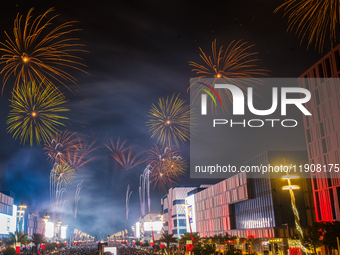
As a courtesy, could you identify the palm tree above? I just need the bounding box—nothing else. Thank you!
[32,233,46,254]
[179,232,200,244]
[159,233,177,255]
[4,231,29,247]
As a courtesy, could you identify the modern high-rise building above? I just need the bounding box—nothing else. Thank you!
[299,44,340,221]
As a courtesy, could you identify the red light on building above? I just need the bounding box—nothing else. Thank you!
[16,246,20,254]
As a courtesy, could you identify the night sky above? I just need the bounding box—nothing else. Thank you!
[0,0,329,238]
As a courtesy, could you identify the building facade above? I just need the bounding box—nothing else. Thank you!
[24,213,44,238]
[299,44,340,221]
[193,151,314,239]
[0,191,17,238]
[161,185,209,237]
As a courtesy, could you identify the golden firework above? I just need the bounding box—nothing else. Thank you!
[189,39,268,112]
[105,137,145,171]
[7,81,69,146]
[147,94,193,147]
[0,8,87,94]
[51,162,76,187]
[274,0,339,52]
[147,145,186,192]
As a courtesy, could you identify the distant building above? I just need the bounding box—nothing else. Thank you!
[24,213,44,238]
[161,185,209,238]
[0,191,17,238]
[136,213,163,243]
[299,45,340,221]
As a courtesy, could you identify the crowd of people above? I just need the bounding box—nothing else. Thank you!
[1,244,154,255]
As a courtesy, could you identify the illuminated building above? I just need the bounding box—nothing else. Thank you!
[161,185,209,237]
[194,151,314,240]
[136,213,163,242]
[0,191,17,238]
[24,213,44,238]
[299,45,340,221]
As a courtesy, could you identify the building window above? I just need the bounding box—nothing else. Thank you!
[173,219,186,227]
[313,175,318,190]
[322,138,327,153]
[306,129,311,143]
[304,75,309,89]
[315,191,322,221]
[320,122,325,137]
[179,229,186,235]
[164,222,168,226]
[318,63,324,83]
[163,209,168,213]
[173,199,185,205]
[335,51,340,72]
[325,58,332,77]
[315,89,321,105]
[172,229,177,234]
[330,189,337,219]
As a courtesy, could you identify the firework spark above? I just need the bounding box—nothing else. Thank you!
[126,185,133,220]
[189,39,268,112]
[67,138,97,170]
[147,145,186,192]
[44,131,78,164]
[50,163,75,219]
[139,166,151,216]
[147,94,193,147]
[74,180,83,219]
[0,8,87,94]
[7,81,69,146]
[274,0,339,52]
[106,137,145,170]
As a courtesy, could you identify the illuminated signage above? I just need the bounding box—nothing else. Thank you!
[143,221,162,232]
[45,222,54,238]
[61,226,67,239]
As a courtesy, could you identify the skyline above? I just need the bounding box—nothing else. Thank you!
[0,0,331,237]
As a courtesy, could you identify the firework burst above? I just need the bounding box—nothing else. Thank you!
[139,165,151,216]
[7,81,69,146]
[67,138,97,170]
[126,185,133,220]
[50,163,75,219]
[105,137,145,170]
[0,8,87,94]
[74,180,83,219]
[147,94,193,147]
[274,0,339,52]
[147,145,186,192]
[51,163,76,187]
[189,39,268,112]
[44,131,78,164]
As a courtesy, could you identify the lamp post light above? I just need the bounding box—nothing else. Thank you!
[42,213,50,235]
[56,220,62,242]
[282,175,306,254]
[17,201,27,231]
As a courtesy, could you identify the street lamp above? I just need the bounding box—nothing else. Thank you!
[282,175,306,254]
[56,220,62,242]
[42,213,50,235]
[17,201,27,231]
